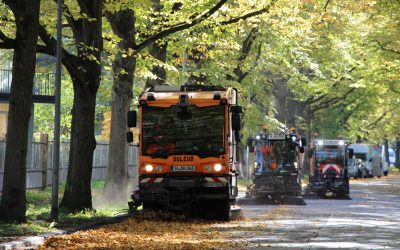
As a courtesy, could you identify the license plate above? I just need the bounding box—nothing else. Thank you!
[172,165,196,172]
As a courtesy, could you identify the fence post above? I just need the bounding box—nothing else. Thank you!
[40,133,49,190]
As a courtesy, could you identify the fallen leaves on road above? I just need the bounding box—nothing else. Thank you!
[38,211,249,250]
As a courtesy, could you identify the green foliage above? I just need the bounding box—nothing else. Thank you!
[34,77,73,141]
[0,181,126,241]
[2,0,400,150]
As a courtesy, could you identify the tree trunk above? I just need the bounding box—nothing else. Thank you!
[145,0,167,89]
[0,0,40,222]
[302,105,313,177]
[60,1,102,211]
[60,84,98,211]
[286,95,297,128]
[103,9,136,202]
[272,77,288,125]
[103,54,136,202]
[384,138,390,165]
[145,41,167,88]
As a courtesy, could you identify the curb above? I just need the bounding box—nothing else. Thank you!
[0,213,132,250]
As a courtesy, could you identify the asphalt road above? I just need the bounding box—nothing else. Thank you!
[235,175,400,249]
[33,174,400,250]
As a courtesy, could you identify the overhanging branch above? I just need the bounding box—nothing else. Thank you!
[220,0,278,25]
[134,0,228,51]
[0,29,15,49]
[374,39,400,55]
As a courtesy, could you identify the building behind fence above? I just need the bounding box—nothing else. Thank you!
[0,141,138,191]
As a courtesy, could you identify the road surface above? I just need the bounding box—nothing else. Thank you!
[38,174,400,249]
[236,175,400,249]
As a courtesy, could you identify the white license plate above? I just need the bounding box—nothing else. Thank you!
[172,165,196,172]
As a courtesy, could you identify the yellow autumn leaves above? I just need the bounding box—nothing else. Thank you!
[38,211,247,250]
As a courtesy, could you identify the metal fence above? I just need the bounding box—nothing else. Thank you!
[0,69,55,96]
[0,141,138,191]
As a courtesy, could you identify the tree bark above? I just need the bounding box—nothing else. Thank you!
[103,9,136,202]
[145,41,167,88]
[144,0,167,89]
[272,77,288,124]
[60,88,97,211]
[384,138,390,165]
[0,0,40,222]
[59,1,103,211]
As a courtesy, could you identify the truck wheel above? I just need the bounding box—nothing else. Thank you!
[216,198,231,221]
[384,171,388,176]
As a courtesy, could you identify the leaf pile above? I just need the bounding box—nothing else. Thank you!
[38,211,246,250]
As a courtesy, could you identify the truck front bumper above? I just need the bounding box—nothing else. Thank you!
[311,178,347,193]
[138,175,236,207]
[250,172,300,196]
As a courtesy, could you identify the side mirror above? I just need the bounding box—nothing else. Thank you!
[127,110,137,128]
[127,131,134,143]
[307,149,314,159]
[299,147,305,153]
[301,137,307,147]
[348,148,354,159]
[232,113,241,131]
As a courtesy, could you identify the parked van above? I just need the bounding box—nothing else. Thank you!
[349,144,373,178]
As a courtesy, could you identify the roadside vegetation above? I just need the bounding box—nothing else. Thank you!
[0,181,127,243]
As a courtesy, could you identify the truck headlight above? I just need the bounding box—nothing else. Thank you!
[144,164,153,172]
[214,163,222,171]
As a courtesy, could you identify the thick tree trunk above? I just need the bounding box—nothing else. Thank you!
[60,1,102,211]
[60,88,97,211]
[286,95,297,128]
[103,9,136,202]
[0,0,40,222]
[145,41,167,88]
[272,77,288,125]
[384,138,390,165]
[103,54,136,202]
[145,0,167,89]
